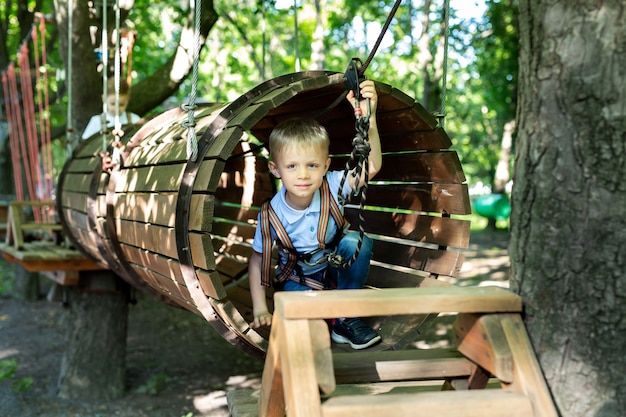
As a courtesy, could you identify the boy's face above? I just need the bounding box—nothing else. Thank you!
[106,94,129,115]
[268,143,331,210]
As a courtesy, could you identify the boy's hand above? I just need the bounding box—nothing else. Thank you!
[252,309,272,328]
[347,80,378,117]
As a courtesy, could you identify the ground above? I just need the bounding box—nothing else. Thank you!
[0,229,509,417]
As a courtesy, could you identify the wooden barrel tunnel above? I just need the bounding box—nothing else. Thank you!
[57,71,472,359]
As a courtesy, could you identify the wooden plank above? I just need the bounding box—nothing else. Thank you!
[0,249,102,272]
[275,287,523,320]
[122,140,188,166]
[202,126,247,160]
[321,390,534,417]
[259,313,286,417]
[333,348,473,384]
[369,240,466,278]
[499,313,559,417]
[365,265,449,289]
[344,209,471,249]
[365,183,471,216]
[114,192,214,231]
[454,313,514,383]
[310,319,335,395]
[227,388,260,417]
[61,172,94,193]
[330,151,466,184]
[196,268,228,300]
[116,219,178,258]
[40,270,79,286]
[194,159,225,192]
[60,191,89,213]
[279,318,323,417]
[115,163,186,193]
[130,263,191,302]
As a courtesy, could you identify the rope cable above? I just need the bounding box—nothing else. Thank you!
[101,0,109,153]
[66,0,76,156]
[436,0,450,127]
[111,0,123,166]
[18,46,40,212]
[38,18,54,202]
[182,0,201,162]
[3,66,25,201]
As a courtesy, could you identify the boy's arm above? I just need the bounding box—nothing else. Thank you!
[347,80,382,189]
[249,251,273,328]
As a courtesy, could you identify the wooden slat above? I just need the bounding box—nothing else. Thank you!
[454,313,514,383]
[344,208,470,249]
[321,390,534,417]
[332,348,473,384]
[331,151,466,183]
[499,313,559,417]
[365,183,471,215]
[275,287,522,320]
[369,239,466,278]
[114,164,186,193]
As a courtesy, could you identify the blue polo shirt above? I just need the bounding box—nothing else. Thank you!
[252,170,351,275]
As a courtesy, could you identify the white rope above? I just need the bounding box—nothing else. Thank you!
[101,0,109,153]
[437,0,450,128]
[112,0,123,166]
[66,0,74,156]
[183,0,201,162]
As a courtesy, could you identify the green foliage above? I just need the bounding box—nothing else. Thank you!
[0,259,14,297]
[2,0,520,192]
[137,372,169,395]
[0,358,34,394]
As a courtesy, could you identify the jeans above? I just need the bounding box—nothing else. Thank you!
[282,232,373,292]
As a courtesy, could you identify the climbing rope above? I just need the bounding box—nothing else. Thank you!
[182,0,202,162]
[111,0,124,166]
[434,0,450,127]
[321,0,403,269]
[66,0,77,156]
[100,0,109,154]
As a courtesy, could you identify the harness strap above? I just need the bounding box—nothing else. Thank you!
[259,177,346,288]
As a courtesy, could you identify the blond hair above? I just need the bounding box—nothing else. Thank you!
[269,118,330,158]
[106,78,131,97]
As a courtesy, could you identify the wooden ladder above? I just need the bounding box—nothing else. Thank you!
[228,286,558,417]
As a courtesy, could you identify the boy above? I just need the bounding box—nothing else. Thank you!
[249,80,383,350]
[82,78,140,140]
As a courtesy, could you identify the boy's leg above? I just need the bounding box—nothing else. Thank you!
[333,232,373,289]
[329,232,381,349]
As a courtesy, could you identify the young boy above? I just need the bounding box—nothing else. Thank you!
[249,80,383,350]
[81,78,140,140]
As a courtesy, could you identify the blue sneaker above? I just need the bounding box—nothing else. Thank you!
[331,318,382,350]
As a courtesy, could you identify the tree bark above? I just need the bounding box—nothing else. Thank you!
[57,271,129,401]
[12,264,39,301]
[512,1,626,416]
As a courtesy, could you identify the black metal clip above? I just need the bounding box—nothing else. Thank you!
[343,58,367,100]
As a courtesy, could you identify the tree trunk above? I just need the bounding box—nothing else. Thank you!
[512,1,626,416]
[12,264,39,301]
[57,271,129,401]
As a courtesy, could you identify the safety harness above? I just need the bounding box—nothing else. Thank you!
[259,177,347,290]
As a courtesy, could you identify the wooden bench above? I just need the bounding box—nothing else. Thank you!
[227,286,558,417]
[0,200,102,285]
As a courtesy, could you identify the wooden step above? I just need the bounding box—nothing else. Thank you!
[321,389,534,417]
[275,286,522,320]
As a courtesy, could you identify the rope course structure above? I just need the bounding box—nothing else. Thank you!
[0,12,101,281]
[1,15,55,220]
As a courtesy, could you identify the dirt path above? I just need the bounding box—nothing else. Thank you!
[0,229,509,417]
